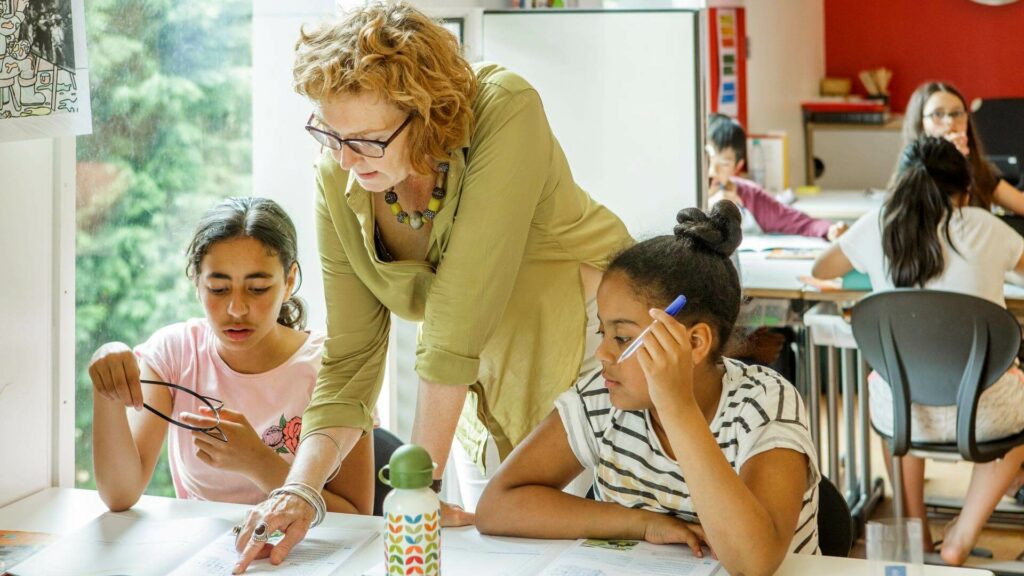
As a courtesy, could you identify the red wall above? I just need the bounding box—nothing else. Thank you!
[825,0,1024,112]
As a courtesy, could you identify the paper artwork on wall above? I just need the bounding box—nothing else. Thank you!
[714,9,739,118]
[0,0,91,143]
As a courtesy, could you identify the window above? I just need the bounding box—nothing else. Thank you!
[74,0,253,495]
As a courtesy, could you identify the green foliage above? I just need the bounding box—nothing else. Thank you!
[75,0,252,496]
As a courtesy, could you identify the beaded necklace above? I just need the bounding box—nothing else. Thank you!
[383,162,450,230]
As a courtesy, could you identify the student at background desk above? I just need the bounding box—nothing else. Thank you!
[812,136,1024,566]
[708,113,848,241]
[904,82,1024,217]
[708,113,848,381]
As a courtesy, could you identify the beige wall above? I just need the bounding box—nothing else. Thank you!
[744,0,825,187]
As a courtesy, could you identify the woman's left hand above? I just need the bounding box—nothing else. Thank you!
[182,408,279,476]
[636,308,697,412]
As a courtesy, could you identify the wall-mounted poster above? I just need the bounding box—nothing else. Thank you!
[0,0,91,142]
[707,7,746,129]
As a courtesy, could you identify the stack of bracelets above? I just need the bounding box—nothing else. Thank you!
[270,482,327,528]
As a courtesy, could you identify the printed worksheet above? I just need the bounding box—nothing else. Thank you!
[8,514,232,576]
[168,527,376,576]
[538,539,723,576]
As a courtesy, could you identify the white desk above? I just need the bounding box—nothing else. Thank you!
[739,238,1024,314]
[790,189,886,221]
[0,488,994,576]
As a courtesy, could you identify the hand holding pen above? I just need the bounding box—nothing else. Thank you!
[617,295,688,364]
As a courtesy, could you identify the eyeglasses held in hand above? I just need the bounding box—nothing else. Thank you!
[304,113,413,159]
[141,380,228,443]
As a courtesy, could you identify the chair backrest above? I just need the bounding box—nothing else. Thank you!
[373,427,406,516]
[816,477,853,557]
[850,289,1021,459]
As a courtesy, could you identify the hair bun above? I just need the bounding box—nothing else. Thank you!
[673,201,742,257]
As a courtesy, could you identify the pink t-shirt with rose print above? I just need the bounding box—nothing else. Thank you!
[134,318,325,504]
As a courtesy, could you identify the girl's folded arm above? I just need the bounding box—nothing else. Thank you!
[476,411,656,542]
[94,362,172,511]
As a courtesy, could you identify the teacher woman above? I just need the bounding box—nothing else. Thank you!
[233,3,631,572]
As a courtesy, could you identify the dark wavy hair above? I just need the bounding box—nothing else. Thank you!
[607,201,743,359]
[883,136,971,288]
[903,82,999,209]
[186,197,306,330]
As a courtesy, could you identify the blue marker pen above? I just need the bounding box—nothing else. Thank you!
[616,295,688,364]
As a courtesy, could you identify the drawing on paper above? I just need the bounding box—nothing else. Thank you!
[0,0,90,139]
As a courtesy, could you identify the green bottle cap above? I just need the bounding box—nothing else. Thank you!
[378,444,436,489]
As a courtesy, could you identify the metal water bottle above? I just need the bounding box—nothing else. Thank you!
[379,444,440,576]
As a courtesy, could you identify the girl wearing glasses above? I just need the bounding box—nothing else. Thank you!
[904,82,1024,216]
[232,3,632,572]
[89,197,374,515]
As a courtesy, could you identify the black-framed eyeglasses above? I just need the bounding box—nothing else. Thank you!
[305,113,413,159]
[141,380,228,443]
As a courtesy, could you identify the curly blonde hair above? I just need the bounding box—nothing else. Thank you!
[294,2,477,175]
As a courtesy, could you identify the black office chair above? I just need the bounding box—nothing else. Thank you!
[817,477,854,557]
[373,427,405,516]
[973,98,1024,189]
[850,289,1024,519]
[989,155,1023,190]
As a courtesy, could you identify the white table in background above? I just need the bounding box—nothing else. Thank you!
[789,189,886,221]
[0,488,995,576]
[739,236,1024,536]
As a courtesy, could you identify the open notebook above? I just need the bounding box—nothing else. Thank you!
[8,513,375,576]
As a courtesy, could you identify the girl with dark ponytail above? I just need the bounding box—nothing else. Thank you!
[813,136,1024,565]
[88,197,374,515]
[477,202,822,576]
[902,81,1024,215]
[882,134,972,288]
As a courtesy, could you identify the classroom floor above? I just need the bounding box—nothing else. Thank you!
[816,397,1024,561]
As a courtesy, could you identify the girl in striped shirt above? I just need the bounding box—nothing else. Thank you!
[477,202,820,576]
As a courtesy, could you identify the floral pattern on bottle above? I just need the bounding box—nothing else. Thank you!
[385,511,439,575]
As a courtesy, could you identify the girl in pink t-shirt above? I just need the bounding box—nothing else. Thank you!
[88,197,373,514]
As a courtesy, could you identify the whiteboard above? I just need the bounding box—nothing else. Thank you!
[482,10,704,240]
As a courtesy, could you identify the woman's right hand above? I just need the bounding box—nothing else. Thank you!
[233,492,316,574]
[641,511,708,557]
[88,342,143,410]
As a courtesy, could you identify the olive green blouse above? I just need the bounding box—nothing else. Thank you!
[302,63,633,461]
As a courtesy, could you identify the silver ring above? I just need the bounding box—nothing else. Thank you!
[251,522,269,543]
[231,524,242,536]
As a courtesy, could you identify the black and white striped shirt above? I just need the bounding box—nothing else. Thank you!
[555,358,821,555]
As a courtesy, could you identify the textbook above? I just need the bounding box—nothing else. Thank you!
[8,514,375,576]
[0,531,57,575]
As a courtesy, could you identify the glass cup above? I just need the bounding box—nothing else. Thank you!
[866,517,925,576]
